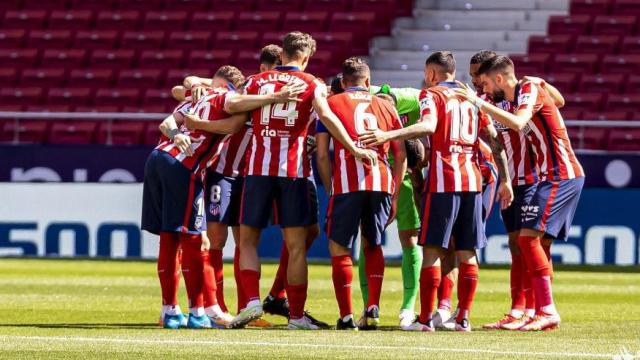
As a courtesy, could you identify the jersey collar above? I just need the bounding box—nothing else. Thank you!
[437,81,459,88]
[345,86,368,92]
[226,82,236,91]
[275,65,301,71]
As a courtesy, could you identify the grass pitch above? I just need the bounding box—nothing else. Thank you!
[0,258,638,359]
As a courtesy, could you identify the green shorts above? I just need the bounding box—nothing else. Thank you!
[396,173,420,231]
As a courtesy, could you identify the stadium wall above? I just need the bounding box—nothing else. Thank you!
[1,145,639,266]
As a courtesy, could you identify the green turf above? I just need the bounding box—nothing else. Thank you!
[0,259,639,359]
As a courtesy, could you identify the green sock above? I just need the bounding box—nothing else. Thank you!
[358,245,369,308]
[400,246,423,312]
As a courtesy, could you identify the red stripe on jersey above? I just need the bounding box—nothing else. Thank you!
[208,126,252,177]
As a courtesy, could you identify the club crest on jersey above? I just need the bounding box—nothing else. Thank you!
[209,204,220,216]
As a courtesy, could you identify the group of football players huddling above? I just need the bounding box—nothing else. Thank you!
[141,31,584,332]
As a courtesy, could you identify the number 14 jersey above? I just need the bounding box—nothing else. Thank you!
[419,83,491,193]
[243,66,326,178]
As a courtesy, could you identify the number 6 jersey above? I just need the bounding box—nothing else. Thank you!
[419,82,491,193]
[243,66,326,178]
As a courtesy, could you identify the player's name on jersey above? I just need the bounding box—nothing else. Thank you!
[256,73,309,87]
[348,92,372,100]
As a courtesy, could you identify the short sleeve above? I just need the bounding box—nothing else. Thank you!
[243,75,259,95]
[478,110,492,130]
[311,78,327,101]
[515,82,543,113]
[419,90,438,120]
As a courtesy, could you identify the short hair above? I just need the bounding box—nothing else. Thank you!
[259,44,282,66]
[477,55,514,76]
[282,31,316,58]
[470,50,497,65]
[330,73,344,94]
[341,57,370,85]
[425,51,456,74]
[215,65,245,88]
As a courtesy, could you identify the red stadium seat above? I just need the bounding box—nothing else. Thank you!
[96,11,141,31]
[567,127,608,150]
[187,50,236,70]
[564,93,605,112]
[0,87,43,106]
[552,54,600,74]
[591,16,636,36]
[69,0,115,11]
[236,50,261,74]
[305,50,335,78]
[582,110,630,120]
[600,55,640,74]
[167,31,211,50]
[1,120,49,144]
[620,36,640,54]
[143,11,188,31]
[89,49,136,69]
[605,94,640,111]
[115,0,164,11]
[165,0,210,11]
[547,15,591,36]
[237,12,282,32]
[611,0,640,16]
[351,0,395,35]
[579,74,624,93]
[27,30,73,49]
[214,32,259,52]
[211,0,255,12]
[283,12,329,33]
[4,10,47,29]
[121,31,166,50]
[126,104,168,113]
[97,121,146,145]
[0,69,18,86]
[0,0,23,11]
[0,29,26,48]
[69,69,115,87]
[261,32,286,47]
[511,54,551,75]
[164,69,212,87]
[143,122,163,145]
[256,0,302,11]
[543,73,579,93]
[40,49,86,68]
[630,112,640,120]
[117,69,163,88]
[22,0,68,10]
[304,0,348,12]
[528,35,573,54]
[329,12,375,49]
[25,105,72,112]
[95,88,142,106]
[569,0,611,16]
[574,35,620,54]
[73,30,119,50]
[20,68,67,87]
[139,50,183,69]
[607,129,640,151]
[560,108,583,120]
[142,89,174,108]
[624,75,640,93]
[49,121,98,145]
[0,49,39,68]
[311,32,355,59]
[48,10,94,30]
[47,88,93,106]
[189,12,235,31]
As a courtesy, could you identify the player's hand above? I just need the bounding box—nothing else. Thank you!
[192,85,207,103]
[453,81,479,105]
[173,133,194,156]
[496,180,514,210]
[273,82,307,103]
[386,193,398,227]
[358,129,390,147]
[522,76,546,87]
[184,113,203,130]
[352,147,378,166]
[200,233,211,252]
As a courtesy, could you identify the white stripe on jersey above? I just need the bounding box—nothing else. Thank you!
[451,153,462,192]
[465,152,477,192]
[518,132,527,186]
[213,135,230,172]
[339,149,348,194]
[248,135,257,175]
[556,138,576,179]
[529,122,548,176]
[372,159,381,191]
[386,161,393,193]
[356,159,366,191]
[436,151,445,193]
[296,137,304,178]
[231,130,252,177]
[278,137,289,177]
[502,134,517,185]
[162,143,175,153]
[262,137,271,175]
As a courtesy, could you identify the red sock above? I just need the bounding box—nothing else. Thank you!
[364,245,384,309]
[202,250,217,308]
[179,233,205,309]
[210,249,227,312]
[510,252,526,311]
[331,255,353,318]
[286,283,308,320]
[437,274,454,310]
[542,241,554,282]
[456,262,479,322]
[518,236,554,312]
[269,245,288,299]
[240,269,260,304]
[234,247,246,313]
[419,266,441,324]
[158,232,180,306]
[523,266,535,310]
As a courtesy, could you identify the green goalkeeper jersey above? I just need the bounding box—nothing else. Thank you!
[370,85,421,127]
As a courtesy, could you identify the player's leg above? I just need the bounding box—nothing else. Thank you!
[434,243,457,329]
[357,243,368,311]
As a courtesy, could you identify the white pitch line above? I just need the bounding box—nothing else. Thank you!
[0,335,616,359]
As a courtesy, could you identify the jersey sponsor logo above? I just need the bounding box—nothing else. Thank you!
[521,205,540,222]
[260,127,278,137]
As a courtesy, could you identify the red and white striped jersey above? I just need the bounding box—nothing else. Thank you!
[207,125,253,177]
[328,88,403,195]
[482,93,538,186]
[420,83,491,193]
[478,138,497,185]
[243,66,326,178]
[514,82,584,181]
[156,88,230,175]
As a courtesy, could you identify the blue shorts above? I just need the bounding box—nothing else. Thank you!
[204,170,243,226]
[240,175,315,229]
[418,192,486,251]
[326,191,392,249]
[141,149,205,235]
[271,177,318,226]
[482,181,497,223]
[500,184,537,234]
[522,177,584,241]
